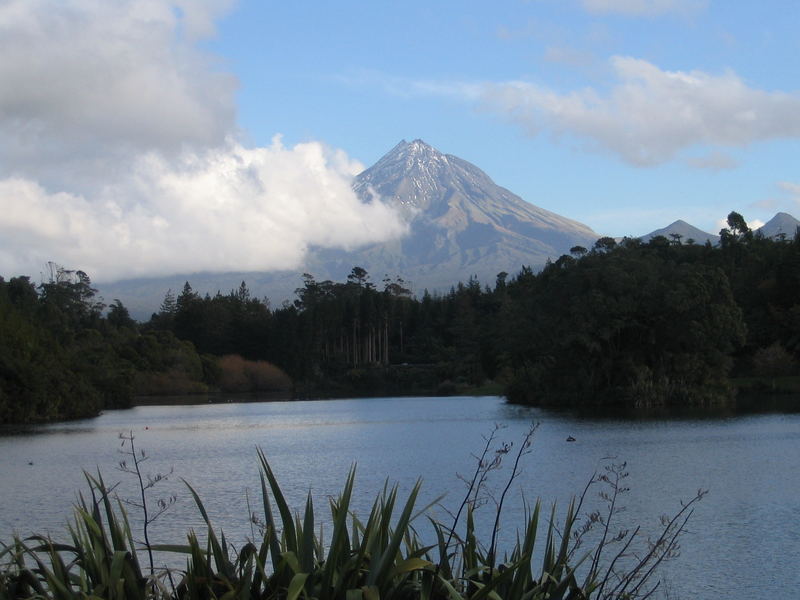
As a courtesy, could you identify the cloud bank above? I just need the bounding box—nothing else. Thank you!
[0,139,407,281]
[0,0,236,174]
[0,0,405,282]
[479,56,800,166]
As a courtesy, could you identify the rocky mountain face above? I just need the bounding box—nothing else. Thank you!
[100,139,600,317]
[311,139,599,292]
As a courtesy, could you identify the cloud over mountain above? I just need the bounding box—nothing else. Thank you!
[0,139,407,281]
[0,0,405,282]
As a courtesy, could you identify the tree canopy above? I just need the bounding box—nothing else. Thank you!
[3,216,799,422]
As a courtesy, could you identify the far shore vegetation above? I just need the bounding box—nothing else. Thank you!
[2,212,799,424]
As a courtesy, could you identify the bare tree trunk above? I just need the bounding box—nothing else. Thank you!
[384,317,389,365]
[352,320,358,365]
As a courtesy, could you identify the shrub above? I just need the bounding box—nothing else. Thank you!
[217,355,292,393]
[134,370,209,396]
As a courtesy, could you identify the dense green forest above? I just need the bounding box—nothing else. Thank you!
[0,266,288,423]
[2,213,798,423]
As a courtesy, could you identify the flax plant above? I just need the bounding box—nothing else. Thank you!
[1,439,703,600]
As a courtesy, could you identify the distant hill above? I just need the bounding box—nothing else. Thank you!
[100,139,600,318]
[755,212,800,240]
[639,213,800,247]
[640,220,719,245]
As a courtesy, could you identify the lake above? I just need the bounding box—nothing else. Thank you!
[1,395,799,599]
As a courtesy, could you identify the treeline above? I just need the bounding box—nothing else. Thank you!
[503,213,799,405]
[140,212,799,406]
[0,266,289,424]
[3,212,799,422]
[149,270,462,396]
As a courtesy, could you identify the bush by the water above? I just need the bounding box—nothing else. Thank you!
[216,354,292,393]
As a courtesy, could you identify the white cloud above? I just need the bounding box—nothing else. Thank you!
[0,0,237,176]
[479,56,800,166]
[581,0,707,17]
[0,1,407,281]
[0,139,407,282]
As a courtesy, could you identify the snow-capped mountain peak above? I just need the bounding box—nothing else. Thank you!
[330,139,600,292]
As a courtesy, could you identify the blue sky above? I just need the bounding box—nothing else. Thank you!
[214,0,800,234]
[1,0,799,281]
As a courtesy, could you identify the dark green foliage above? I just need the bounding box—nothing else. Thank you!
[0,272,109,423]
[163,282,272,360]
[108,299,137,329]
[0,269,209,424]
[504,242,745,406]
[139,220,800,405]
[129,331,208,397]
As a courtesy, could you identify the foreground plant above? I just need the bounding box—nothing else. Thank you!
[0,437,704,600]
[117,431,177,577]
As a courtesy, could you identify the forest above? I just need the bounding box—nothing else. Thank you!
[1,213,798,423]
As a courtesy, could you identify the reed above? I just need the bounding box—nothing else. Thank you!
[0,443,703,600]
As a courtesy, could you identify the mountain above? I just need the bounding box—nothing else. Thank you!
[99,139,600,318]
[640,220,719,245]
[311,139,599,291]
[639,212,800,248]
[755,212,800,240]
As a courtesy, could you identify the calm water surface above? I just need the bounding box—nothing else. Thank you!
[1,395,799,599]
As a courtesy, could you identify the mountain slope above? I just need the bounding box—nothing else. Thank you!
[355,139,597,249]
[313,139,599,290]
